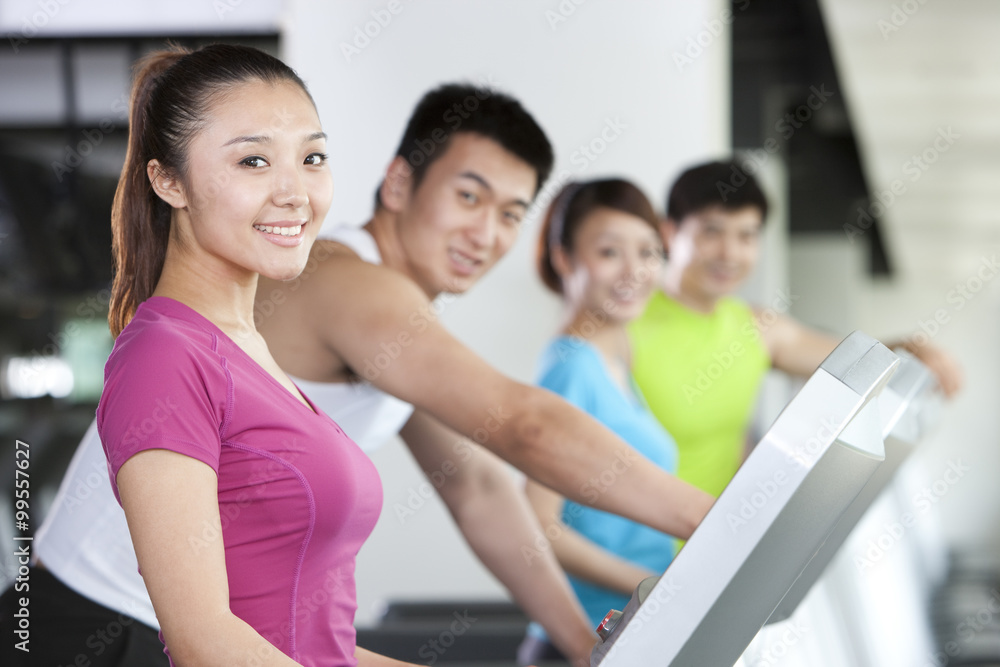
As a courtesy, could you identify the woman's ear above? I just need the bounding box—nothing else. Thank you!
[379,156,413,212]
[550,243,573,280]
[147,160,187,209]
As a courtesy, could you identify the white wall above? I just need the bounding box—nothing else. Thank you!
[0,0,282,36]
[282,0,730,625]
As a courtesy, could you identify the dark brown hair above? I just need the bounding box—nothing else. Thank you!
[536,178,660,294]
[109,44,311,337]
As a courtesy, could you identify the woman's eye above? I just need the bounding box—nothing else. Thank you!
[240,156,268,168]
[305,152,329,165]
[599,247,618,258]
[460,191,478,204]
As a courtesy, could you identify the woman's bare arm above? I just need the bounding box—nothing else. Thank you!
[117,450,302,667]
[524,477,656,597]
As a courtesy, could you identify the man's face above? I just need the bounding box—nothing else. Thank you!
[665,205,763,301]
[393,133,538,296]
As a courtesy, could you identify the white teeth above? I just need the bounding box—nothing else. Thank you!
[254,224,302,236]
[450,250,476,267]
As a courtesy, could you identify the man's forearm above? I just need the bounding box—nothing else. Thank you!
[496,388,714,540]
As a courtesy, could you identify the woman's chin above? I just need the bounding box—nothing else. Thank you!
[260,261,309,283]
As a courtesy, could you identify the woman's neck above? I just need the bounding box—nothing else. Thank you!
[152,244,260,344]
[561,308,630,367]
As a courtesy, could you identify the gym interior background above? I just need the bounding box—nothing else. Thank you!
[1,1,997,664]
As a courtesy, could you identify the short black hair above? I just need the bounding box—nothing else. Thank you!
[667,159,769,223]
[377,83,554,205]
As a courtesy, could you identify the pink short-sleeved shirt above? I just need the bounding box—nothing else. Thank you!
[97,296,382,667]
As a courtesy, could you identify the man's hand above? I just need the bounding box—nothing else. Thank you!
[899,338,963,398]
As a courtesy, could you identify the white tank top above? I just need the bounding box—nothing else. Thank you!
[35,224,414,628]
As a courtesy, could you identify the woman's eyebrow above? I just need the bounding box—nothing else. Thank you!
[223,134,270,147]
[221,131,327,147]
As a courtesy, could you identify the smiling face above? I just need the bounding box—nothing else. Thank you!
[389,132,538,296]
[157,79,333,284]
[665,205,763,303]
[556,207,664,325]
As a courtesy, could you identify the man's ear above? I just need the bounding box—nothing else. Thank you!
[659,217,679,254]
[379,156,414,212]
[147,160,187,209]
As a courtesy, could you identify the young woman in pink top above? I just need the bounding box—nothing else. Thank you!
[96,44,422,666]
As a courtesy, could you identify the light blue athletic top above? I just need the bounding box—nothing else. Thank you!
[529,336,678,638]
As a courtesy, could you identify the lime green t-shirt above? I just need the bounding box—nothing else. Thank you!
[628,292,770,498]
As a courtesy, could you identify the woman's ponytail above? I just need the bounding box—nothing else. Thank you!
[108,47,188,338]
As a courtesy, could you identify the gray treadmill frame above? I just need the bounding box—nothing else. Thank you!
[766,350,939,623]
[590,331,899,667]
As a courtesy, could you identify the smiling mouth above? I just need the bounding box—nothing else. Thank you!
[449,248,483,269]
[253,223,303,237]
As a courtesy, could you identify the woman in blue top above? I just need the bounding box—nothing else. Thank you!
[518,178,704,664]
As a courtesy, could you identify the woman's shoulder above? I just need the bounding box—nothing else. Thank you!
[540,335,601,367]
[537,336,605,391]
[106,298,225,381]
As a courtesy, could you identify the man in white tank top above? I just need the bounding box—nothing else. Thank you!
[12,84,714,667]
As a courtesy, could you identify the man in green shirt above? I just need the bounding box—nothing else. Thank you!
[630,160,962,497]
